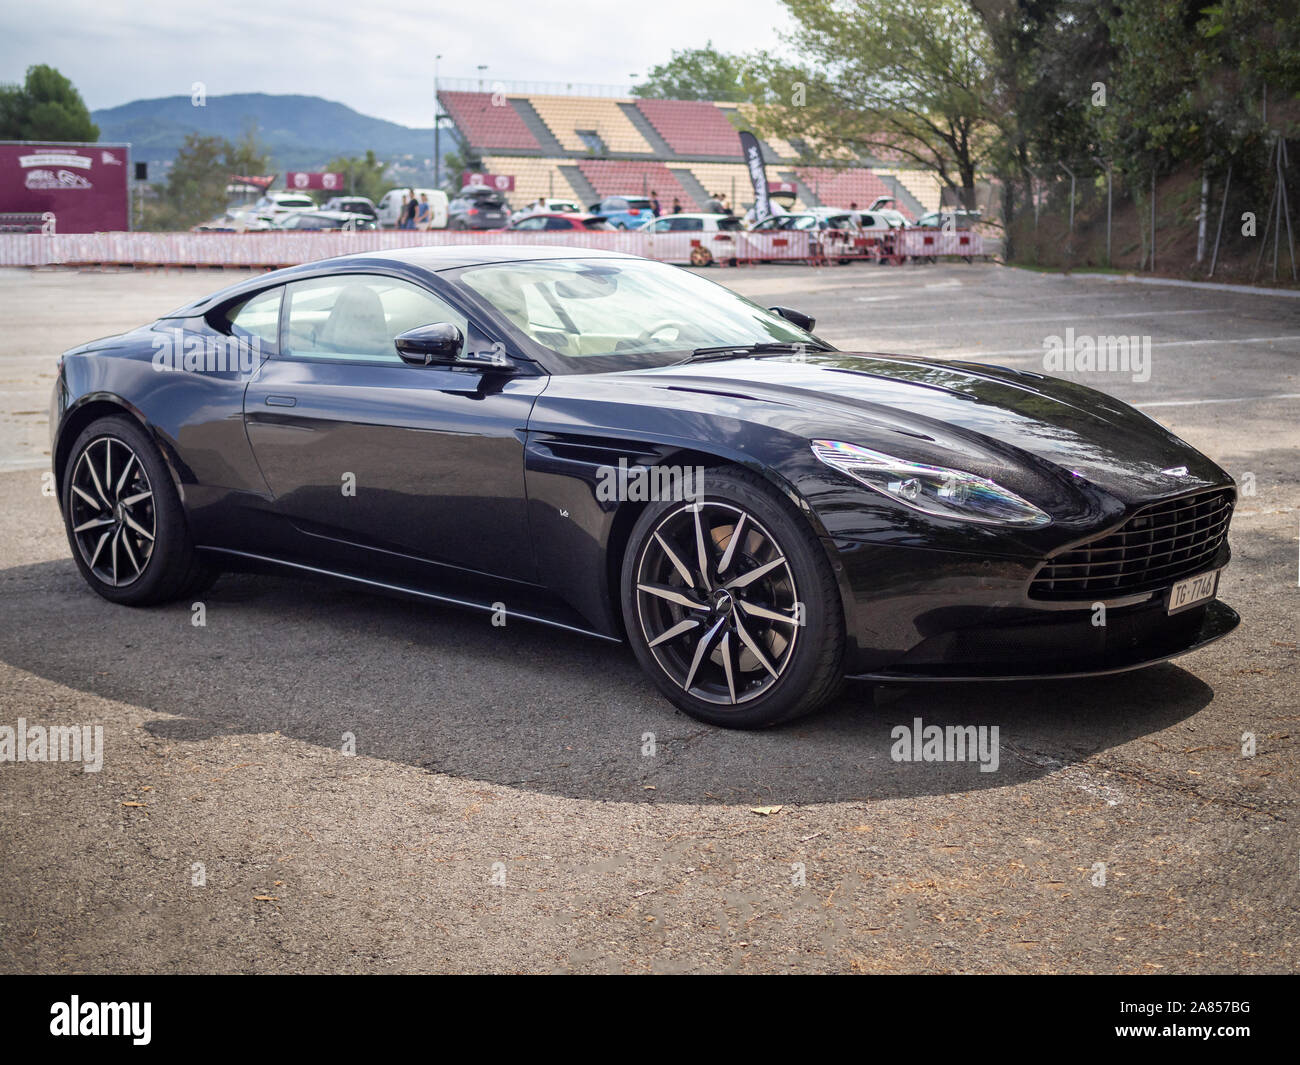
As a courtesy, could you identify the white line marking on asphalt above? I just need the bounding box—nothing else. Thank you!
[1136,393,1300,408]
[933,335,1300,359]
[865,309,1222,330]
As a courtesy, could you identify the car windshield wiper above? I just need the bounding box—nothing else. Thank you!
[679,342,832,364]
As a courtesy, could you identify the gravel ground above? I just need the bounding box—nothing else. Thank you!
[0,261,1295,973]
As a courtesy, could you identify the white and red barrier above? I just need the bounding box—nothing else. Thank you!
[0,229,813,269]
[899,228,984,258]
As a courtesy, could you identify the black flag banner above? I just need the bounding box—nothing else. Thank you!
[739,130,771,223]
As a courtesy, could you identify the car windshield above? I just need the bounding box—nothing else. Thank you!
[455,257,827,372]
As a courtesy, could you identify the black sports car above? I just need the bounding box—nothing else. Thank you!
[50,246,1239,728]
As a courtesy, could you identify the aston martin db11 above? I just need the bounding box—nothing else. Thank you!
[51,246,1239,727]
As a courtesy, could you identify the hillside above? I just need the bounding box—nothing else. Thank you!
[91,93,454,178]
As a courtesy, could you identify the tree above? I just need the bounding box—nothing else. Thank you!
[633,42,762,102]
[144,131,271,231]
[753,0,998,208]
[0,64,99,142]
[321,149,389,203]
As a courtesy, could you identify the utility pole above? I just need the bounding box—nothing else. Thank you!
[434,54,443,189]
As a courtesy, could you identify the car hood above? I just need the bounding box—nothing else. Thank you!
[619,352,1230,505]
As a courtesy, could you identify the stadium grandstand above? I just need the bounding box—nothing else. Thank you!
[437,88,944,218]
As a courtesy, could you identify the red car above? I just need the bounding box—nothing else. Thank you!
[499,212,615,232]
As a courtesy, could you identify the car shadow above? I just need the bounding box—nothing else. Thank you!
[0,560,1215,805]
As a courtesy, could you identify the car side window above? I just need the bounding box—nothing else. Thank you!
[224,287,282,351]
[679,218,704,231]
[544,217,573,230]
[515,217,546,230]
[281,276,468,365]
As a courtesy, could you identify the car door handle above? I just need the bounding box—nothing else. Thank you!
[264,395,297,407]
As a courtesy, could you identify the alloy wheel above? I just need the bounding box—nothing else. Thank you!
[68,436,156,587]
[634,501,801,706]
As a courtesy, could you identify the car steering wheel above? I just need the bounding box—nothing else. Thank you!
[635,320,683,345]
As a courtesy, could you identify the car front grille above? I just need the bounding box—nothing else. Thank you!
[1030,488,1234,600]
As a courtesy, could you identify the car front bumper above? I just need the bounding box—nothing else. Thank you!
[832,538,1239,682]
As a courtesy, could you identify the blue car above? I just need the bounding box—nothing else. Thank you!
[589,195,656,229]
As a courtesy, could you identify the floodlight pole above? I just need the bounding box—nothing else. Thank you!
[434,54,443,188]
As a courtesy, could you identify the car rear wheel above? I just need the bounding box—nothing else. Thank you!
[62,416,216,606]
[620,469,845,728]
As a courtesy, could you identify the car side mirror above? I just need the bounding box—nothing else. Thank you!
[769,306,816,332]
[395,323,518,373]
[395,323,465,366]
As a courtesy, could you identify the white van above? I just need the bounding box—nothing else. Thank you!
[376,188,448,230]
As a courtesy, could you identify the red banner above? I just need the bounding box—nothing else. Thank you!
[284,171,344,191]
[461,171,515,192]
[0,142,129,233]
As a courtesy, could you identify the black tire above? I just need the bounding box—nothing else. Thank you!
[61,415,216,606]
[620,468,845,728]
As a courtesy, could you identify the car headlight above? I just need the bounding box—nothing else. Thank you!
[811,440,1051,527]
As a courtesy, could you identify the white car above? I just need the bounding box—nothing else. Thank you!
[247,191,319,226]
[509,198,582,224]
[376,188,448,229]
[638,212,744,266]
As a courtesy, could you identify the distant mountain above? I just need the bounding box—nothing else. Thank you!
[91,93,456,180]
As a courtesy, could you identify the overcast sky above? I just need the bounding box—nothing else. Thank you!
[1,0,793,127]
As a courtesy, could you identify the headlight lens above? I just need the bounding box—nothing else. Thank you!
[811,440,1051,527]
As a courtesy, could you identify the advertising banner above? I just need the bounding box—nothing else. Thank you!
[738,131,771,223]
[284,172,344,191]
[0,142,130,232]
[461,172,516,192]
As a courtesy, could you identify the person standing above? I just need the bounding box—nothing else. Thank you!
[401,189,418,230]
[671,197,682,215]
[416,193,431,230]
[650,190,661,217]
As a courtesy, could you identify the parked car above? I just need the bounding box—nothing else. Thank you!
[748,212,859,261]
[447,187,510,230]
[915,209,982,229]
[193,210,275,233]
[638,212,743,266]
[321,196,378,221]
[50,246,1240,728]
[503,213,614,232]
[589,195,655,229]
[248,191,318,226]
[276,210,377,232]
[509,199,582,224]
[376,188,448,229]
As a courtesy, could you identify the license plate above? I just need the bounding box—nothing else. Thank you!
[1167,570,1219,614]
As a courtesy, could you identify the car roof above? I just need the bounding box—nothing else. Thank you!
[159,245,644,318]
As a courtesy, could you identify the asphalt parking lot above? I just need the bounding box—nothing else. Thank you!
[0,261,1296,973]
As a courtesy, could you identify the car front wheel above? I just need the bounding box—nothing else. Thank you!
[62,415,216,605]
[620,469,845,728]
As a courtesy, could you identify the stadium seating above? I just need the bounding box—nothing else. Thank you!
[480,157,585,212]
[794,167,892,208]
[726,104,800,161]
[578,161,699,211]
[440,88,952,221]
[528,96,653,155]
[634,100,743,158]
[875,168,944,213]
[438,92,541,152]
